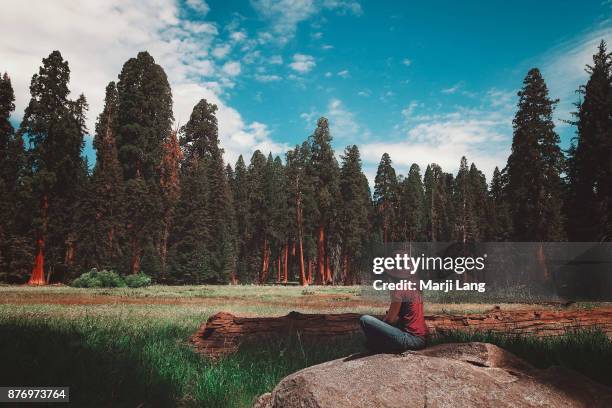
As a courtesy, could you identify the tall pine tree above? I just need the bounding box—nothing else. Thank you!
[309,118,340,284]
[339,145,371,283]
[19,51,87,284]
[506,68,565,241]
[116,51,173,274]
[0,73,32,282]
[91,82,124,269]
[231,155,249,282]
[169,99,235,283]
[398,164,425,242]
[567,41,612,241]
[373,153,399,244]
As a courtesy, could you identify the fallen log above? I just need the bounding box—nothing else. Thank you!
[191,308,612,358]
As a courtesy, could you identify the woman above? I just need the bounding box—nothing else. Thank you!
[360,271,427,352]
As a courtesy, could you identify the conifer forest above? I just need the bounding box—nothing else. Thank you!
[0,42,611,286]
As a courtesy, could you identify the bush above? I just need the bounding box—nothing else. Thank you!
[124,273,152,288]
[71,269,126,288]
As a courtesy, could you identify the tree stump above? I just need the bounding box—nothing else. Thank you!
[191,308,612,358]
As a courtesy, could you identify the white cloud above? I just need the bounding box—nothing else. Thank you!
[401,101,420,118]
[324,71,333,77]
[230,30,247,42]
[321,44,334,50]
[212,44,231,58]
[300,110,318,127]
[361,105,512,180]
[327,98,361,139]
[182,21,217,35]
[269,55,283,64]
[0,0,282,166]
[289,53,316,73]
[222,60,241,76]
[337,69,349,78]
[255,74,282,82]
[322,0,362,15]
[250,0,362,45]
[402,58,411,66]
[441,82,462,94]
[312,31,323,40]
[185,0,210,14]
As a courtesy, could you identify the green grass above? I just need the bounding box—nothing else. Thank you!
[0,286,610,407]
[0,305,365,407]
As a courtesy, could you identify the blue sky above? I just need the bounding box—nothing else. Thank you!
[2,0,611,182]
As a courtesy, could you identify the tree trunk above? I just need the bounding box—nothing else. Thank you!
[296,179,306,286]
[325,254,332,284]
[28,194,48,285]
[28,238,46,285]
[130,233,141,274]
[260,239,269,283]
[307,259,313,285]
[283,242,289,284]
[342,254,349,285]
[317,225,325,284]
[276,252,281,283]
[159,221,170,280]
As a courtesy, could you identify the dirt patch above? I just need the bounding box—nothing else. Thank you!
[0,292,383,310]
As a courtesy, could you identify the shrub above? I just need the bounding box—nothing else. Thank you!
[71,269,126,288]
[124,273,152,288]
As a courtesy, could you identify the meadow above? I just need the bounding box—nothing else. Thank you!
[0,285,610,407]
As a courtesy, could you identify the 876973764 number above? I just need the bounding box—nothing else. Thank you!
[0,387,69,403]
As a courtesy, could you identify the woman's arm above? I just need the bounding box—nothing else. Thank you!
[384,301,402,324]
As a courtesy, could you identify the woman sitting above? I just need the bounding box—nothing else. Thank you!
[360,268,427,352]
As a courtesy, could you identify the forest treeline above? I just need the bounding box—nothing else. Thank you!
[0,41,610,285]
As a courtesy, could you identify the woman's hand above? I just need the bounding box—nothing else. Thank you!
[384,301,401,324]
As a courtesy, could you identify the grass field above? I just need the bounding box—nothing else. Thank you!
[0,285,611,407]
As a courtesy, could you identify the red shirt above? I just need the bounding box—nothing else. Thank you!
[391,289,427,337]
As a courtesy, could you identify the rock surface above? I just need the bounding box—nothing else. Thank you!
[254,342,612,408]
[192,309,612,357]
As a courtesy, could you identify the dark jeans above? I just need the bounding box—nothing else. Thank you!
[359,314,426,353]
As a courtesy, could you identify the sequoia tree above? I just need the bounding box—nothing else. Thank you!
[231,155,249,282]
[339,145,371,283]
[0,73,31,282]
[169,99,235,283]
[506,68,565,242]
[567,41,612,241]
[246,150,268,283]
[309,118,340,284]
[19,51,87,284]
[91,82,124,268]
[398,164,425,242]
[373,153,398,244]
[423,164,452,241]
[116,51,173,274]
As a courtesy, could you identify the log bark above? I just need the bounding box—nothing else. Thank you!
[191,308,612,358]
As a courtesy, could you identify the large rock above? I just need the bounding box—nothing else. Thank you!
[253,342,612,408]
